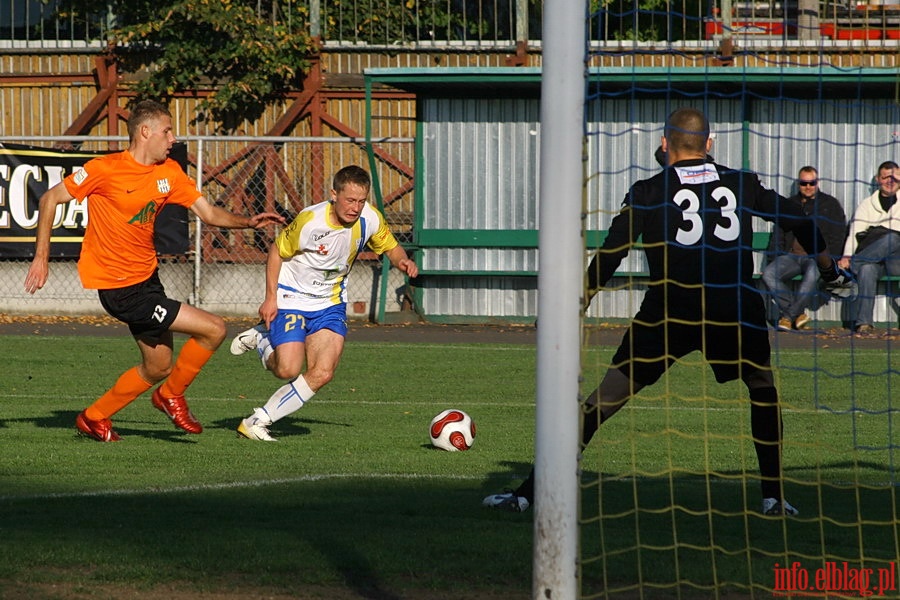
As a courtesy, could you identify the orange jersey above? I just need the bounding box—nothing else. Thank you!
[63,150,201,289]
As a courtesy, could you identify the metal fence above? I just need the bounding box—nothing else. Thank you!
[1,0,899,49]
[0,135,417,321]
[0,0,532,48]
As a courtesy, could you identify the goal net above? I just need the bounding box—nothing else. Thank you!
[565,8,900,600]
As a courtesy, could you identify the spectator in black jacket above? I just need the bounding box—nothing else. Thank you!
[761,166,847,331]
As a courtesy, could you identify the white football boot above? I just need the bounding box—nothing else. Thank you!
[237,408,278,442]
[762,497,799,516]
[482,491,530,513]
[230,324,265,356]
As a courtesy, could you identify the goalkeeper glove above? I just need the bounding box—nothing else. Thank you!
[818,260,857,298]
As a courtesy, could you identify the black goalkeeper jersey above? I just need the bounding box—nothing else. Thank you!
[588,158,825,321]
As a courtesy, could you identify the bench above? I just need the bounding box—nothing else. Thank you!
[410,230,772,281]
[407,229,900,324]
[411,230,899,284]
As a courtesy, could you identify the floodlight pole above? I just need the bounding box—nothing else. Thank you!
[533,0,585,596]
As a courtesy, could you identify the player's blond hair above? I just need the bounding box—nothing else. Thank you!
[127,100,171,142]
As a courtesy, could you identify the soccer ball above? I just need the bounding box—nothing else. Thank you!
[429,409,476,452]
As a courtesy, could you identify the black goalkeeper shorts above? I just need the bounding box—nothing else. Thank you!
[612,299,770,386]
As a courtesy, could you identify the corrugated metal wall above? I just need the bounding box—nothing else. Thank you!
[749,99,896,212]
[417,93,900,324]
[420,98,540,320]
[423,98,539,230]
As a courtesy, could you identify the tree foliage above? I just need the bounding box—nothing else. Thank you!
[319,0,542,44]
[56,0,539,130]
[590,0,706,42]
[60,0,315,131]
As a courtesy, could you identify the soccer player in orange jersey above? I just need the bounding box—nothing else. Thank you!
[23,99,285,442]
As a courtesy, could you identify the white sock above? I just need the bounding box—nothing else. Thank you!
[262,375,316,423]
[246,407,273,426]
[256,333,273,368]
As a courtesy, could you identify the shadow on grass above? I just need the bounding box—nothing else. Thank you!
[11,410,357,443]
[210,415,312,439]
[480,459,533,488]
[578,474,900,598]
[0,478,534,599]
[8,409,82,430]
[13,410,202,443]
[1,465,896,598]
[208,415,355,440]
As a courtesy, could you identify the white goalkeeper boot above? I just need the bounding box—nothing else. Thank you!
[762,497,799,516]
[482,490,531,512]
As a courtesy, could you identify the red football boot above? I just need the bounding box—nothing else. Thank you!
[76,410,122,442]
[152,388,203,434]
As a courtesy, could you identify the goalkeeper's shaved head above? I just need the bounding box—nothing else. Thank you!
[664,108,710,155]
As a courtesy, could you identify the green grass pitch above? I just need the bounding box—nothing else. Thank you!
[0,331,897,599]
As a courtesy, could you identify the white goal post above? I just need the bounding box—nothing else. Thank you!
[533,0,586,596]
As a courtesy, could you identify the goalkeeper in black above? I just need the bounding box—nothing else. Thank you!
[483,107,853,516]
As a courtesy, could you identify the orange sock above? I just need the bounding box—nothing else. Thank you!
[158,338,215,398]
[85,367,153,420]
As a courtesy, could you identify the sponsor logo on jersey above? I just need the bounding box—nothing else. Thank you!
[675,164,720,185]
[128,200,157,225]
[73,167,88,185]
[156,178,170,194]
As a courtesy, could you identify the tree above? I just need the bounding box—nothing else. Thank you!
[60,0,315,131]
[54,0,541,130]
[590,0,706,42]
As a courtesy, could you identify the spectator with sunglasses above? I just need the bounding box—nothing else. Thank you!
[839,161,900,335]
[762,166,847,331]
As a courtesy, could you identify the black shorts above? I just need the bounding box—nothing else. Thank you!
[98,270,181,342]
[612,293,771,386]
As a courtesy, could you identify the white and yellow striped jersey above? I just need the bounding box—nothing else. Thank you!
[274,200,399,311]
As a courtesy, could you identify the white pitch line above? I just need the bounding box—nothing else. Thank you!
[348,342,535,351]
[0,393,851,413]
[0,472,487,502]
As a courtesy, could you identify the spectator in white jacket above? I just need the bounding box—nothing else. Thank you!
[838,161,900,334]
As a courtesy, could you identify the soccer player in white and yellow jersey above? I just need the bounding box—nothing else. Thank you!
[230,165,418,441]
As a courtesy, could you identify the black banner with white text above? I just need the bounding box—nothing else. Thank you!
[0,143,190,258]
